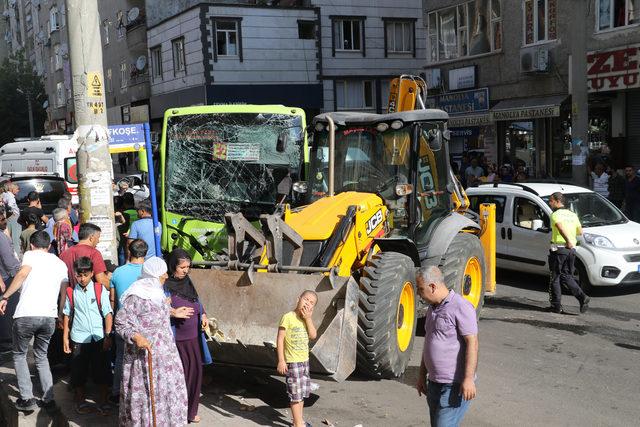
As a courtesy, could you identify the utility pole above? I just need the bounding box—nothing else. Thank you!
[16,88,34,137]
[570,0,589,187]
[67,0,118,264]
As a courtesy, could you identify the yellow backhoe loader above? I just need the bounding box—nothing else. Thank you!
[187,75,496,381]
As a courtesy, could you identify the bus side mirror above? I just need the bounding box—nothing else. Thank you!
[277,132,288,153]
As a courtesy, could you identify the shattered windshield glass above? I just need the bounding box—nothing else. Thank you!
[165,113,303,222]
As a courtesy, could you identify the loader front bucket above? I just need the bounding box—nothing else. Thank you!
[189,269,359,382]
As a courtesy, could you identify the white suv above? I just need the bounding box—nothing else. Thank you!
[466,183,640,291]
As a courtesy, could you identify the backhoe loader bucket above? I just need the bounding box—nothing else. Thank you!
[189,269,359,382]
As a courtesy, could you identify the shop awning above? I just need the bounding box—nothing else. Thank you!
[491,95,567,121]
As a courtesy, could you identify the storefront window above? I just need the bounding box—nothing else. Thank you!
[505,121,535,178]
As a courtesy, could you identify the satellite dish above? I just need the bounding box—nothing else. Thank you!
[135,55,147,71]
[42,100,49,109]
[127,7,139,23]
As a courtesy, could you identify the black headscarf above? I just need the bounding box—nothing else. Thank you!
[164,248,199,302]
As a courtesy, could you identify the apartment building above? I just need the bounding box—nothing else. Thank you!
[423,0,640,178]
[146,0,322,129]
[99,0,150,126]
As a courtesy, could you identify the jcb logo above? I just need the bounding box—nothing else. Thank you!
[366,209,384,235]
[418,161,438,209]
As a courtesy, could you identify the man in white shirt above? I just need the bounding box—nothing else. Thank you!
[0,230,69,412]
[590,163,609,198]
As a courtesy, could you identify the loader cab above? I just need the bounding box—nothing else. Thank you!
[308,110,452,239]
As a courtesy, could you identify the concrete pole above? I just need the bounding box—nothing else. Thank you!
[570,0,589,187]
[67,0,118,264]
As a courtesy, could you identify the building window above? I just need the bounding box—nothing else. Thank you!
[215,20,239,57]
[56,81,65,107]
[117,11,126,38]
[523,0,557,45]
[384,20,415,54]
[597,0,639,31]
[54,43,62,70]
[428,0,502,63]
[103,19,109,45]
[151,46,162,80]
[335,80,374,110]
[120,61,127,88]
[172,37,186,73]
[106,68,112,93]
[333,18,363,51]
[50,6,59,32]
[298,20,316,39]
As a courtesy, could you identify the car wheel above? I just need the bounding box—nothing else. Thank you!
[573,260,592,295]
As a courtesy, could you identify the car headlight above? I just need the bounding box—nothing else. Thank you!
[582,233,615,248]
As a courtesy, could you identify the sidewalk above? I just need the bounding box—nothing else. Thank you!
[0,351,293,426]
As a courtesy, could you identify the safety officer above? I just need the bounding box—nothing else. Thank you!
[548,192,590,314]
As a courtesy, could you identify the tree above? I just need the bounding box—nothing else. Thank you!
[0,50,47,145]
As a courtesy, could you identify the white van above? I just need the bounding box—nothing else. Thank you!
[0,136,79,203]
[466,182,640,291]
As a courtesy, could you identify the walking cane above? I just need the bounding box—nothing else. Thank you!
[147,349,157,427]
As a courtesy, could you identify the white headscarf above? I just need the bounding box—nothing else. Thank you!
[120,257,168,307]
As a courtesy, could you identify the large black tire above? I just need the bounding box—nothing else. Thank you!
[439,233,487,317]
[357,252,417,378]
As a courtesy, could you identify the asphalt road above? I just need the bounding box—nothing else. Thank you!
[191,269,640,427]
[10,269,640,426]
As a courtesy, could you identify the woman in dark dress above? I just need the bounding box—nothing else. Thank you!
[165,249,212,424]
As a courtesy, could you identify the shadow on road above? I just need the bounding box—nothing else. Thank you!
[200,365,319,426]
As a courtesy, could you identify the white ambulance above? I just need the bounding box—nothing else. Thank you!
[0,136,79,203]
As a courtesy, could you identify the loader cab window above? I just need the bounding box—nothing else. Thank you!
[310,126,411,198]
[415,122,451,231]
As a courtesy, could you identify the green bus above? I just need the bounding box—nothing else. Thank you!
[160,104,308,261]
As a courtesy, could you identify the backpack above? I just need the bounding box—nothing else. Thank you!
[65,283,104,318]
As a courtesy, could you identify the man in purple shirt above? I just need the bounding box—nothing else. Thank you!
[416,266,478,426]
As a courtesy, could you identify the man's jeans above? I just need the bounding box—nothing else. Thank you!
[112,334,124,396]
[426,381,470,427]
[13,317,56,402]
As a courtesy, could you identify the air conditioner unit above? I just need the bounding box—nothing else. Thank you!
[520,46,551,73]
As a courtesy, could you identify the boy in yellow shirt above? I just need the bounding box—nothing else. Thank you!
[277,290,318,427]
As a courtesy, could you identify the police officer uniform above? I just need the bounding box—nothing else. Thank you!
[549,207,589,313]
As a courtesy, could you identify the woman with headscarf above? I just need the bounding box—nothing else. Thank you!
[165,249,212,424]
[115,257,189,426]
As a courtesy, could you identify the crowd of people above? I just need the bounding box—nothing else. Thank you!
[453,153,530,189]
[0,183,216,425]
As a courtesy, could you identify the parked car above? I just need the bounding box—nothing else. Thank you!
[0,175,67,215]
[466,182,640,292]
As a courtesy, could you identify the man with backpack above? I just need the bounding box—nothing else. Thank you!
[0,231,68,412]
[62,257,113,415]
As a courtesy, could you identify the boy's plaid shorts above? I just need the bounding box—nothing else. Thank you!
[286,361,311,402]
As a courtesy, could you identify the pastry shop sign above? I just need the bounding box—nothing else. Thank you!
[587,45,640,93]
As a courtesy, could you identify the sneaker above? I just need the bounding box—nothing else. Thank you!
[580,296,591,313]
[15,398,37,411]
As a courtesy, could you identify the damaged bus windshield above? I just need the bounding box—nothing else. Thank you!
[164,112,304,221]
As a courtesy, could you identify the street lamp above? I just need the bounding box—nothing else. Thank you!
[16,88,35,138]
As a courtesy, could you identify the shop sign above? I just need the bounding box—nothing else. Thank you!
[450,127,480,138]
[587,45,640,93]
[491,105,560,121]
[448,113,492,128]
[448,66,476,91]
[426,87,489,116]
